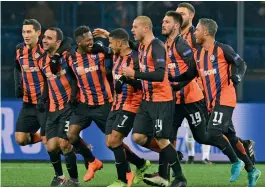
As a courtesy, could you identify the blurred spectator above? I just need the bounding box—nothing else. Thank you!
[105,2,136,29]
[26,2,55,29]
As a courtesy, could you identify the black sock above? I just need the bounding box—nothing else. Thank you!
[208,130,238,163]
[159,151,170,180]
[112,144,130,183]
[123,143,145,169]
[72,137,95,163]
[161,144,183,179]
[229,137,254,172]
[64,150,78,179]
[48,151,63,176]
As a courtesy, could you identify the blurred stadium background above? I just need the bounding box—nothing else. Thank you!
[1,0,265,161]
[1,1,265,186]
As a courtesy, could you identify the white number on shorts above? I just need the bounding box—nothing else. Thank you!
[189,112,202,125]
[155,119,163,132]
[117,115,128,128]
[213,111,223,125]
[64,121,70,132]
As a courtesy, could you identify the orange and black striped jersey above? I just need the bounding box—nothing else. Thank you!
[166,35,204,104]
[135,38,173,102]
[15,43,45,104]
[112,50,142,113]
[182,26,205,92]
[39,51,74,112]
[68,50,113,105]
[195,42,243,111]
[181,25,200,52]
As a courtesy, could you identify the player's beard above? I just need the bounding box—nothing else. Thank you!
[181,19,190,30]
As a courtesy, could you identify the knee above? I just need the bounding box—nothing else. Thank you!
[15,133,29,146]
[105,135,112,149]
[132,133,147,146]
[67,131,78,144]
[110,134,123,148]
[41,136,47,145]
[59,139,72,153]
[46,141,59,153]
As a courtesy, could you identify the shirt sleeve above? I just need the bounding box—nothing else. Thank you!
[170,39,198,82]
[134,39,166,82]
[221,44,247,80]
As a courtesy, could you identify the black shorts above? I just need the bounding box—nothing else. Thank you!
[133,100,174,139]
[106,110,135,137]
[207,105,235,133]
[69,102,111,133]
[16,102,47,136]
[170,99,208,139]
[46,104,72,141]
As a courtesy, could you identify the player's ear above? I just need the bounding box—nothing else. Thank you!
[190,13,195,20]
[36,30,41,37]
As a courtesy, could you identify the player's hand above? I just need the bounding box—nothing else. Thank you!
[115,76,127,94]
[92,28,110,39]
[50,54,60,75]
[122,66,135,79]
[36,99,46,113]
[15,86,23,98]
[231,74,241,85]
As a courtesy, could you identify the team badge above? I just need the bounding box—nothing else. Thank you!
[91,55,96,60]
[34,52,40,59]
[168,49,172,57]
[210,54,215,63]
[143,51,147,58]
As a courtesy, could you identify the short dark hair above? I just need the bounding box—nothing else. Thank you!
[23,19,41,31]
[165,11,183,26]
[47,27,64,41]
[109,28,129,41]
[199,18,218,37]
[178,2,195,14]
[74,26,91,40]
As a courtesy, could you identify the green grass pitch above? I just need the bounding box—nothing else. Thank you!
[1,162,264,187]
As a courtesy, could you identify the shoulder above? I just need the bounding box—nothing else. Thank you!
[151,38,165,48]
[16,42,24,51]
[216,42,234,52]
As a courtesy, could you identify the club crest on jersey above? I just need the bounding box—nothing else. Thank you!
[143,51,147,58]
[210,54,215,63]
[34,52,40,59]
[91,55,97,60]
[168,49,172,57]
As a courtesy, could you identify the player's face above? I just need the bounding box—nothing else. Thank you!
[77,32,94,53]
[194,23,206,45]
[176,7,193,29]
[109,37,122,55]
[42,30,60,52]
[131,19,145,41]
[162,16,176,37]
[22,25,40,46]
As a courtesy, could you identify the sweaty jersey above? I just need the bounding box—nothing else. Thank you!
[68,49,113,105]
[15,43,45,104]
[166,35,204,104]
[195,42,243,111]
[112,50,142,113]
[39,51,74,112]
[135,38,173,102]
